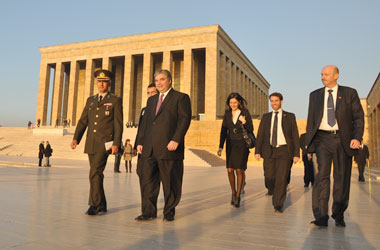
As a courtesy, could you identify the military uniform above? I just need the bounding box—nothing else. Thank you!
[73,70,123,214]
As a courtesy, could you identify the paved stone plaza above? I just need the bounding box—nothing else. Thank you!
[0,157,379,250]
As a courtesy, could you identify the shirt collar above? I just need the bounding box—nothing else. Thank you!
[160,87,172,98]
[273,108,283,114]
[325,84,338,92]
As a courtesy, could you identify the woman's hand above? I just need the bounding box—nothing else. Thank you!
[239,115,246,124]
[217,148,222,156]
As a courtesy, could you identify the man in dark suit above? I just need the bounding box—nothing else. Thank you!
[38,141,44,167]
[306,65,364,227]
[136,69,191,221]
[70,69,123,216]
[133,83,158,156]
[354,143,369,182]
[255,92,300,213]
[300,133,314,187]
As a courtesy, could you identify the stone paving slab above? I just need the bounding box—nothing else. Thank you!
[0,160,379,250]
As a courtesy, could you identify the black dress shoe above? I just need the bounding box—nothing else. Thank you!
[310,219,328,227]
[231,194,236,205]
[96,207,107,214]
[274,206,283,213]
[114,170,121,173]
[163,214,175,221]
[86,206,97,215]
[234,197,241,208]
[135,215,156,221]
[335,219,346,227]
[358,177,365,182]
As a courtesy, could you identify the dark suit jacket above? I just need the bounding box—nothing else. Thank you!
[137,88,191,160]
[133,107,146,150]
[305,85,364,156]
[74,92,123,154]
[255,110,300,159]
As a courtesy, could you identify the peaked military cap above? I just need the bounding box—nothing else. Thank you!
[94,69,114,81]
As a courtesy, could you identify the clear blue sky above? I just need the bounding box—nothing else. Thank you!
[1,0,379,126]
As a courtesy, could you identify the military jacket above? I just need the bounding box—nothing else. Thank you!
[74,92,123,154]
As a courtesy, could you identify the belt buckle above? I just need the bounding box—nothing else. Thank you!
[233,128,238,134]
[331,130,337,134]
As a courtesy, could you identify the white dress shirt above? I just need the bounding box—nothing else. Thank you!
[270,108,287,147]
[319,84,339,131]
[159,87,172,102]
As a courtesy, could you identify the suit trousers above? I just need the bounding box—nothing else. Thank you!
[312,131,352,221]
[138,154,183,217]
[263,146,292,208]
[302,154,314,186]
[88,151,109,209]
[357,161,366,179]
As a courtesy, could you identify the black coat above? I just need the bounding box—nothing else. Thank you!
[137,89,192,160]
[45,144,52,157]
[38,143,44,159]
[255,110,300,159]
[305,85,364,156]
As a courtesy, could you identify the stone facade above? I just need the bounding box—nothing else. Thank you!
[367,73,380,167]
[36,25,270,126]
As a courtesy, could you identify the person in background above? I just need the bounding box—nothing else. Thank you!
[38,141,45,167]
[44,141,52,167]
[354,143,369,182]
[123,139,133,173]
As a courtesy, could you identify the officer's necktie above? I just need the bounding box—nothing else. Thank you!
[271,111,279,147]
[155,93,164,115]
[327,90,336,127]
[99,95,103,103]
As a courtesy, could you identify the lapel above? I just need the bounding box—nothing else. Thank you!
[154,89,174,119]
[335,86,343,112]
[281,110,287,131]
[316,88,325,123]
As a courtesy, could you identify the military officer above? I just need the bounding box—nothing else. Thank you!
[70,69,123,215]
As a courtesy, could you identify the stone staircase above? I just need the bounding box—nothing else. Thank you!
[0,127,210,166]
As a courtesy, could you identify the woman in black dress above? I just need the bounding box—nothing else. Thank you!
[218,93,253,208]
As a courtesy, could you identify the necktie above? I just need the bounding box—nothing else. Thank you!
[327,90,336,127]
[155,94,164,115]
[99,95,103,102]
[271,111,278,147]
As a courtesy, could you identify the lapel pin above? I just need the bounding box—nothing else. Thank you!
[338,96,342,99]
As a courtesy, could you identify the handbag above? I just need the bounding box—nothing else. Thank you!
[240,124,256,148]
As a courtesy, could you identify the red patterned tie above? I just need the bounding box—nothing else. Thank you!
[155,93,164,115]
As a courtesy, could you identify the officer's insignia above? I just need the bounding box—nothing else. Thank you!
[104,103,113,106]
[338,96,342,99]
[105,111,110,116]
[90,102,94,106]
[100,72,105,77]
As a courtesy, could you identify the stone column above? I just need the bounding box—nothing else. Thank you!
[50,62,64,126]
[183,48,192,97]
[376,108,380,166]
[141,53,152,107]
[67,60,78,124]
[62,67,70,120]
[36,60,51,126]
[218,52,226,117]
[225,58,231,98]
[205,46,218,120]
[84,58,94,98]
[162,51,172,71]
[123,54,133,124]
[102,56,111,71]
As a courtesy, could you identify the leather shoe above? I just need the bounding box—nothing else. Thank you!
[310,219,328,227]
[335,219,346,227]
[96,207,107,215]
[86,206,97,215]
[163,214,175,221]
[274,206,283,213]
[114,170,121,173]
[135,215,156,221]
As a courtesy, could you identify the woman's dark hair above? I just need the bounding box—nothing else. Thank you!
[225,92,248,111]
